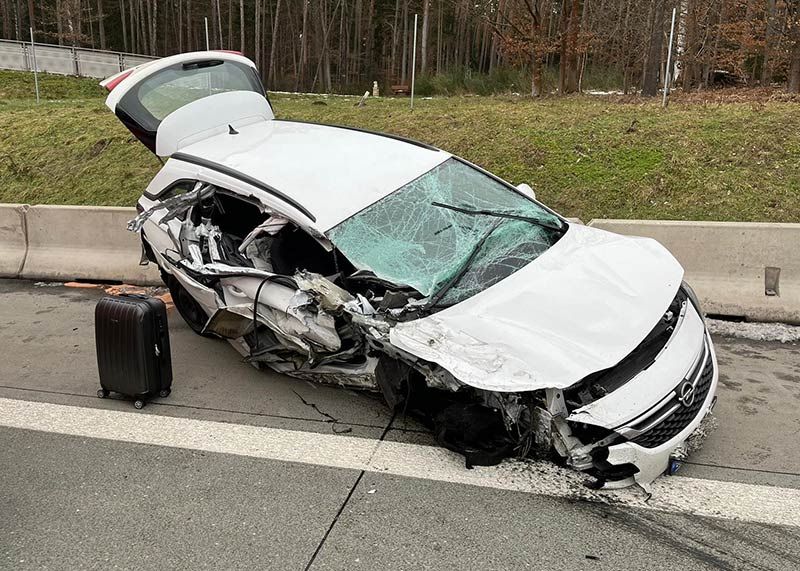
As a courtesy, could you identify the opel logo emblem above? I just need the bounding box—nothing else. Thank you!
[677,381,696,408]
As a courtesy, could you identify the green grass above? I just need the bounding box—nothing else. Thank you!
[1,70,799,222]
[0,69,105,100]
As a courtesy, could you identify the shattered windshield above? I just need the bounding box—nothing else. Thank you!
[328,158,565,306]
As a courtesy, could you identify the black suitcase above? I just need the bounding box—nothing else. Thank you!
[95,294,172,409]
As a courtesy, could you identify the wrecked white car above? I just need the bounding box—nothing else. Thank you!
[101,51,718,488]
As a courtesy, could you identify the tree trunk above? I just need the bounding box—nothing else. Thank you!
[88,0,96,48]
[254,0,260,69]
[120,0,128,51]
[94,0,105,49]
[364,0,375,80]
[789,13,800,93]
[190,0,195,51]
[790,49,800,93]
[564,0,581,92]
[1,1,9,40]
[296,0,308,91]
[151,0,157,54]
[400,1,408,83]
[13,0,20,39]
[420,0,429,74]
[55,0,64,46]
[216,0,223,49]
[390,0,399,80]
[557,0,578,92]
[642,0,664,96]
[762,0,776,85]
[227,0,231,49]
[531,52,543,97]
[681,0,696,89]
[436,0,442,74]
[527,1,543,96]
[65,0,75,45]
[268,0,281,86]
[239,0,244,53]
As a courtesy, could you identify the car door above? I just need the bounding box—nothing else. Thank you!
[101,51,273,156]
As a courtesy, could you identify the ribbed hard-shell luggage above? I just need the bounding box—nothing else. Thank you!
[95,294,172,409]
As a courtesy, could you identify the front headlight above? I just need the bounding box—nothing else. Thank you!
[682,280,704,321]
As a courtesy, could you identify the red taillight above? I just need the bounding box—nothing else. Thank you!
[104,69,134,92]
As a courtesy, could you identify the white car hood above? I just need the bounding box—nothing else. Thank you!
[389,223,684,392]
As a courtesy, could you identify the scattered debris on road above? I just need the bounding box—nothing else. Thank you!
[707,318,800,343]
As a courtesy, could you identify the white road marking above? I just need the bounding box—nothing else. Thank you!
[2,396,797,528]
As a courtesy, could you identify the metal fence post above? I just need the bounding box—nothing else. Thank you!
[118,53,124,73]
[30,29,40,103]
[21,40,30,72]
[72,46,80,76]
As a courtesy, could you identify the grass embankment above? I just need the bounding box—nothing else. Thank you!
[1,70,798,222]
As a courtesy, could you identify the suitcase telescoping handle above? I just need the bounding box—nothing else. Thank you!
[120,293,150,300]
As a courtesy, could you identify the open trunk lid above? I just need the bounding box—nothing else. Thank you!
[101,51,272,156]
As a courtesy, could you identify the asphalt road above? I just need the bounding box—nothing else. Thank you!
[1,278,799,570]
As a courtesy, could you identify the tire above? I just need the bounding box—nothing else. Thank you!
[97,389,109,399]
[166,276,215,338]
[158,389,171,398]
[134,400,145,410]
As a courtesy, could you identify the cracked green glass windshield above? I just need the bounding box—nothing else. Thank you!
[328,158,564,306]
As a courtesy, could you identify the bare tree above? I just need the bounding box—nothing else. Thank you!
[641,0,664,96]
[420,0,430,74]
[239,0,244,53]
[268,0,281,85]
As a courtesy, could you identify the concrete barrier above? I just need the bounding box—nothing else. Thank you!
[588,219,800,324]
[0,204,28,278]
[21,205,161,285]
[3,203,800,322]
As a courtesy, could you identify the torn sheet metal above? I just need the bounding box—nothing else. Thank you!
[294,271,354,310]
[128,182,214,232]
[223,301,340,353]
[216,278,342,353]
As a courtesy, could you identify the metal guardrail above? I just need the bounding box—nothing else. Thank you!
[0,39,158,79]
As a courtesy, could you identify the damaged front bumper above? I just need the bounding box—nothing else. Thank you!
[569,329,719,488]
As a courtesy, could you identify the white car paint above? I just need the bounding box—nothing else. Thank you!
[568,302,706,428]
[176,119,450,231]
[155,91,274,156]
[390,223,684,392]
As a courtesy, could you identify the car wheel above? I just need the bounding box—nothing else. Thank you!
[167,277,215,338]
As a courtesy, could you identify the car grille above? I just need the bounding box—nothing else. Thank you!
[630,339,714,449]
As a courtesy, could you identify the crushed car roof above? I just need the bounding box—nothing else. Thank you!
[171,119,451,231]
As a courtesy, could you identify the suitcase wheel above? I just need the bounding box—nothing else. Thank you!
[159,389,171,398]
[133,399,146,410]
[97,389,109,399]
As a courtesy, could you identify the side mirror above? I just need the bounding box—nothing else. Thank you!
[516,183,536,200]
